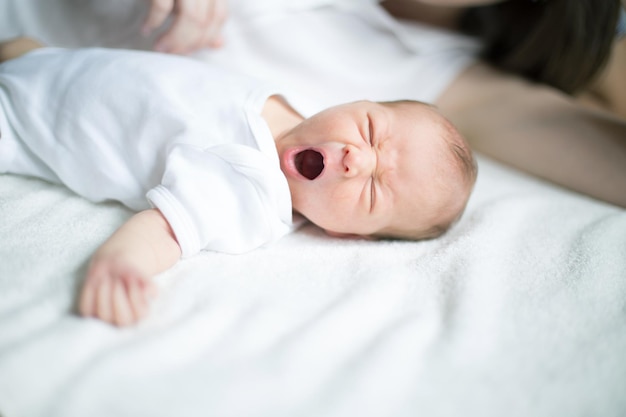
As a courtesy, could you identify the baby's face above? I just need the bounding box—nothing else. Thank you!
[275,100,474,238]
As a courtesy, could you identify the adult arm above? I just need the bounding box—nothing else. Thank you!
[578,36,626,119]
[142,0,228,54]
[436,62,626,208]
[0,37,43,62]
[79,208,182,326]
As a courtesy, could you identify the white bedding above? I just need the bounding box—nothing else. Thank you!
[1,1,626,417]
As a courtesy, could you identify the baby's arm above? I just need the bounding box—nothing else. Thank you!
[78,209,182,326]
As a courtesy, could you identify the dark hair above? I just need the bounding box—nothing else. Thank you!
[460,0,622,94]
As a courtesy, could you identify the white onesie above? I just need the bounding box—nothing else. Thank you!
[0,47,294,256]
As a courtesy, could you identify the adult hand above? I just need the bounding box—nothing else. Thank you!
[142,0,228,54]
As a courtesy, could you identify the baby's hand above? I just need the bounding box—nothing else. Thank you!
[142,0,228,54]
[79,254,158,327]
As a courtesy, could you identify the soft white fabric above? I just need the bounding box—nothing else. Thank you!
[1,1,625,417]
[198,1,479,114]
[0,0,479,113]
[1,157,625,417]
[0,47,293,255]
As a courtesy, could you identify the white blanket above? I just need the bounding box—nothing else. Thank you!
[1,1,626,417]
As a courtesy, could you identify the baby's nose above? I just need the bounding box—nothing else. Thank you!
[342,144,374,178]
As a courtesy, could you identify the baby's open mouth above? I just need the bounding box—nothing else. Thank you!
[294,149,324,180]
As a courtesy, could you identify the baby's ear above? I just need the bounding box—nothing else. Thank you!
[324,230,374,240]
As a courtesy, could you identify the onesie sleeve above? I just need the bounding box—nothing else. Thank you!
[147,143,293,257]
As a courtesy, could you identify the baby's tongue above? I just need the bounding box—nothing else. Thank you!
[295,149,324,180]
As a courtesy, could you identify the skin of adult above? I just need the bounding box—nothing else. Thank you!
[435,61,626,208]
[142,0,228,54]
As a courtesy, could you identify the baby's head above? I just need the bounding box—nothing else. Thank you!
[275,100,477,240]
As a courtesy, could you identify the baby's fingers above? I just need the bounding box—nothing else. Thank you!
[79,264,109,318]
[79,257,158,326]
[95,278,114,324]
[78,279,98,318]
[112,278,136,327]
[126,275,157,323]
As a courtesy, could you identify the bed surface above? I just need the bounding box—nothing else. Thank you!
[2,156,625,417]
[1,1,626,416]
